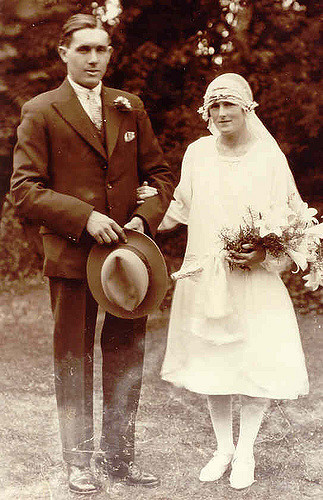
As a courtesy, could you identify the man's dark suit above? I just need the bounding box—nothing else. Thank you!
[11,78,173,467]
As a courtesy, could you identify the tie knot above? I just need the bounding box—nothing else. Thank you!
[87,91,102,130]
[87,89,96,100]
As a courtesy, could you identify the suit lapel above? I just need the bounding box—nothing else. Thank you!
[102,87,124,158]
[52,79,108,161]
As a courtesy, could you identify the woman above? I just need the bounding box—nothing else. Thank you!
[137,73,309,489]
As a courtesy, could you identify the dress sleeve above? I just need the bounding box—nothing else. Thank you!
[158,143,193,231]
[261,148,305,273]
[270,149,304,212]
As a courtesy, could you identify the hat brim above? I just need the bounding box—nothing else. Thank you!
[87,229,168,319]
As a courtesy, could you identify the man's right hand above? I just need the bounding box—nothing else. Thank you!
[86,211,127,245]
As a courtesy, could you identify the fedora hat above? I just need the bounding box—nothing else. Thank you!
[87,229,168,319]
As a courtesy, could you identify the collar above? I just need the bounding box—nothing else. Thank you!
[67,75,102,99]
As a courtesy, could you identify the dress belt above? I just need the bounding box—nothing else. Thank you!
[171,252,233,319]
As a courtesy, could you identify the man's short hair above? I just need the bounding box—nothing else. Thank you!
[59,14,109,47]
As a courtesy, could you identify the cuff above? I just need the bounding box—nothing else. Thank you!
[132,215,152,238]
[260,250,290,274]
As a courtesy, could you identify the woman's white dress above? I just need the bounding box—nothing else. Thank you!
[160,136,309,399]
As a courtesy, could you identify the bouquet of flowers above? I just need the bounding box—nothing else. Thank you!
[219,201,323,291]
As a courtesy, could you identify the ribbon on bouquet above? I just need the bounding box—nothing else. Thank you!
[171,252,233,319]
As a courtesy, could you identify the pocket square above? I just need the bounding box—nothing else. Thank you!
[124,131,136,142]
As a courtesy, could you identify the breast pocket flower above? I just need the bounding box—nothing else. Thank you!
[113,96,132,111]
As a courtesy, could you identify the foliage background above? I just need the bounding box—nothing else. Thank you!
[0,0,321,306]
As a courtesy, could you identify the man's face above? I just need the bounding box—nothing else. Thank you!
[59,28,111,89]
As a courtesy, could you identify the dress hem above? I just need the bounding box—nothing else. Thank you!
[161,375,309,400]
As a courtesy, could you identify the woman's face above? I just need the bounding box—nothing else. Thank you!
[209,101,246,136]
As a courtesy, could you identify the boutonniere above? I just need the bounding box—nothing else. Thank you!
[113,96,132,111]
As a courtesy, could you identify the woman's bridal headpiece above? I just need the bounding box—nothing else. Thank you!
[198,73,258,122]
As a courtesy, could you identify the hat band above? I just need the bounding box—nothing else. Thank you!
[124,244,152,280]
[198,87,258,121]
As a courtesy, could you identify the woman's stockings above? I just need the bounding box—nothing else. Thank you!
[235,395,269,458]
[207,395,235,455]
[205,394,269,487]
[207,394,269,457]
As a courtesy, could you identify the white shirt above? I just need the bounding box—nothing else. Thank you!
[68,75,102,124]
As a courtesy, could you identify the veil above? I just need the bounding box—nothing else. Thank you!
[199,72,303,216]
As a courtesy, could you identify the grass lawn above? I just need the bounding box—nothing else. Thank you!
[0,279,322,499]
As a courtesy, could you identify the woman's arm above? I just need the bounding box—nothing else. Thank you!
[137,144,194,232]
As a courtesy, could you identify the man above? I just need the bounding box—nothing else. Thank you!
[11,14,173,495]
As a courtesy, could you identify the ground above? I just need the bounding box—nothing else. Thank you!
[0,280,322,500]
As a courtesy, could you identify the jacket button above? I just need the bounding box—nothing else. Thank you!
[102,164,108,170]
[107,183,112,189]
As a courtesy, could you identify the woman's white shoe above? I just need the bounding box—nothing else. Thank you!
[229,455,255,489]
[199,452,234,482]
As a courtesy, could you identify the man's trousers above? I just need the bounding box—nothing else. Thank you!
[49,278,147,467]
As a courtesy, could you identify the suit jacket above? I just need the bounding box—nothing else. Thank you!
[11,79,174,278]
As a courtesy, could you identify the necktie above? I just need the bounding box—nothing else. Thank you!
[87,90,102,131]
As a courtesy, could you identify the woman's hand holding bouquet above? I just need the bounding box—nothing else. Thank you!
[220,201,323,290]
[226,243,266,269]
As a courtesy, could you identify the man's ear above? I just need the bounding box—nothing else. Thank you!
[58,45,68,63]
[106,45,113,64]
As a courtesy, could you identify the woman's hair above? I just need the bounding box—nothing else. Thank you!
[58,14,110,47]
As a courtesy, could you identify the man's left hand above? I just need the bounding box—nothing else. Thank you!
[136,181,158,205]
[124,216,145,233]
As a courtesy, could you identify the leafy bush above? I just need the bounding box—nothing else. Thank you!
[0,198,43,285]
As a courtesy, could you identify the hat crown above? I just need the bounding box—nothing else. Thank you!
[101,248,149,312]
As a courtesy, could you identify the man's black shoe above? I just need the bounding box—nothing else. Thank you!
[68,465,102,494]
[96,456,160,487]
